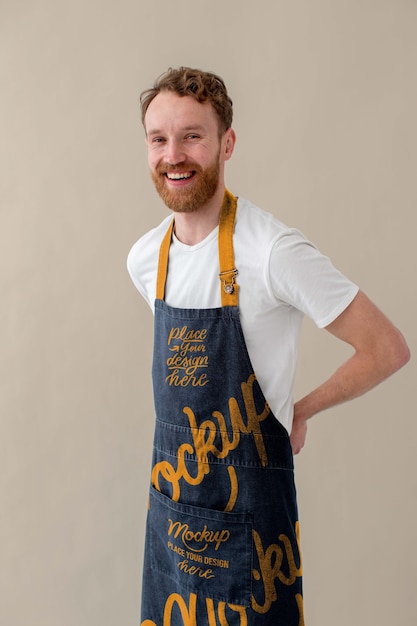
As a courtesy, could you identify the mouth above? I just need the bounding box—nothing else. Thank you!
[165,171,195,181]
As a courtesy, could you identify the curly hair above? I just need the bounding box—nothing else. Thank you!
[140,67,233,134]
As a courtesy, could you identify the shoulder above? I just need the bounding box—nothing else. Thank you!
[234,196,315,271]
[235,196,292,239]
[127,215,172,272]
[128,215,173,261]
[235,196,310,258]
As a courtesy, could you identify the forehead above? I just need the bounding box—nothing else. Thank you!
[144,91,219,135]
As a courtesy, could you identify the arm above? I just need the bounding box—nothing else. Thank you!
[290,290,410,454]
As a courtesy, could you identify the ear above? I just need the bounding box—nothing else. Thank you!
[223,128,236,161]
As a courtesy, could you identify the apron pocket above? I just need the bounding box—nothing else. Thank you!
[148,486,253,606]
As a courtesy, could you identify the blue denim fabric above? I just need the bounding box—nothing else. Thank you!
[141,300,304,625]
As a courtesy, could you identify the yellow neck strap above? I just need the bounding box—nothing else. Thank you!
[156,189,239,307]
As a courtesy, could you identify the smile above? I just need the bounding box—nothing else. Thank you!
[165,172,195,180]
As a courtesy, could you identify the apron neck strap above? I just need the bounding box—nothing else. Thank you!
[155,218,174,301]
[218,189,239,306]
[155,189,239,306]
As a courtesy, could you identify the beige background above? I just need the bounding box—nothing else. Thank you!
[1,1,415,624]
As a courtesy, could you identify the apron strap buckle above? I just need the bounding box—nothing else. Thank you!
[219,268,239,294]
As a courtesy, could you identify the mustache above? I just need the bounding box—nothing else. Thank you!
[155,162,203,175]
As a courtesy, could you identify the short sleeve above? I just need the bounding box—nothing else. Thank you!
[267,229,359,328]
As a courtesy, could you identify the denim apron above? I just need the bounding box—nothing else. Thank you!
[141,190,305,626]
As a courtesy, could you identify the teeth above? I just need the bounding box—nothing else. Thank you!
[166,172,193,180]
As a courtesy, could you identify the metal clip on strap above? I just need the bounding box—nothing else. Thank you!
[219,268,239,295]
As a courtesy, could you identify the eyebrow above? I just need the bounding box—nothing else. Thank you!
[146,124,207,137]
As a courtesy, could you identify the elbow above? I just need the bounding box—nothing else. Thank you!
[386,330,411,375]
[398,340,411,369]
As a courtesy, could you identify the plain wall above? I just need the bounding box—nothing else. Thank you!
[1,1,415,624]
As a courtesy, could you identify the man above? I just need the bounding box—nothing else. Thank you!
[128,67,409,626]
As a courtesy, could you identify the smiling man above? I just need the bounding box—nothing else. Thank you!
[127,67,409,626]
[143,84,235,243]
[146,91,226,216]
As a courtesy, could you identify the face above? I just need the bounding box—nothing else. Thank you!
[144,91,234,213]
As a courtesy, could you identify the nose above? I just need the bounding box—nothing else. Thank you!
[164,139,186,165]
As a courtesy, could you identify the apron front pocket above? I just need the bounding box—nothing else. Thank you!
[148,486,253,606]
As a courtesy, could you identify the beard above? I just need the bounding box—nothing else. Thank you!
[151,152,221,213]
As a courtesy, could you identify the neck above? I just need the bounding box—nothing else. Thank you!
[173,186,226,245]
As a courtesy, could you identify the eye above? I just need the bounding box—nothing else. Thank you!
[186,133,200,140]
[151,137,165,144]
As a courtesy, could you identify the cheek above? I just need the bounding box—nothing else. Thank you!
[148,152,159,170]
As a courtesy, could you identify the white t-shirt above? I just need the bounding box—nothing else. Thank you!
[127,196,359,433]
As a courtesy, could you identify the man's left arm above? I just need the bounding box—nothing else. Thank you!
[290,290,410,454]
